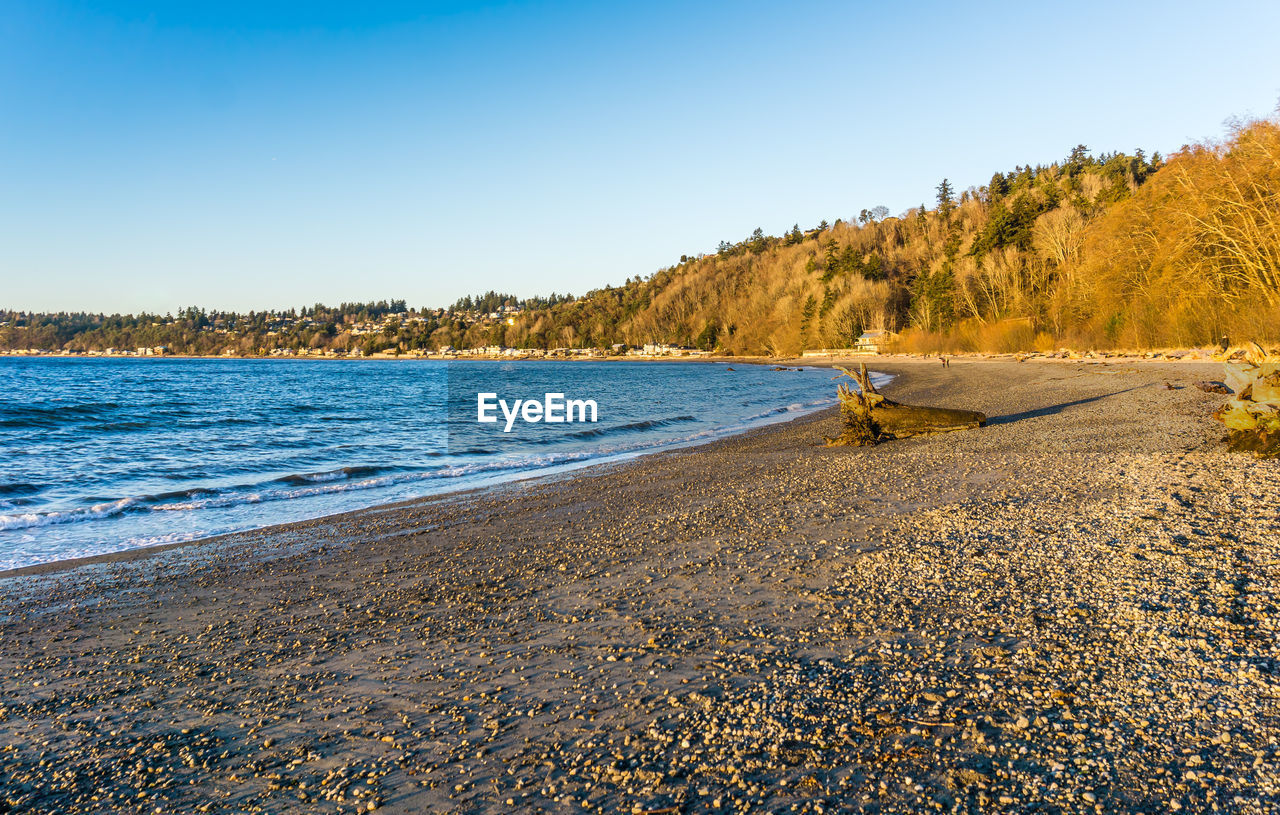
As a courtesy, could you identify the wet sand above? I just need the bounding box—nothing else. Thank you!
[2,360,1278,814]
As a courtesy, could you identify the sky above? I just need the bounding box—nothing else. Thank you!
[3,1,1279,314]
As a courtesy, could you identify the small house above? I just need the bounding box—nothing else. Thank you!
[854,330,895,354]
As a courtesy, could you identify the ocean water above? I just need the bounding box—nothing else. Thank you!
[0,358,882,571]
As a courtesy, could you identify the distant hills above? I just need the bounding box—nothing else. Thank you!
[4,113,1278,356]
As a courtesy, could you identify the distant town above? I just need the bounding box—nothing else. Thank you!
[0,294,720,360]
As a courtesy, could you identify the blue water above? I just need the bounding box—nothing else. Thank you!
[0,358,878,571]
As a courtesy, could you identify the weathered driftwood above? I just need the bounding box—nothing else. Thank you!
[1214,343,1280,458]
[826,363,986,447]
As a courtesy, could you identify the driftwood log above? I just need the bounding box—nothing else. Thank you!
[1215,343,1280,458]
[826,363,986,447]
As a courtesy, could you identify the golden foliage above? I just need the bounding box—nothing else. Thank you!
[1061,118,1280,348]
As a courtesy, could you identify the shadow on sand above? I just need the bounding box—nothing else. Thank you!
[986,386,1144,426]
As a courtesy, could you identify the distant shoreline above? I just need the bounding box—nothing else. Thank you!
[3,351,750,362]
[1,348,1237,364]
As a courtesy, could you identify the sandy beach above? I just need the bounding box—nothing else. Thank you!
[2,359,1278,814]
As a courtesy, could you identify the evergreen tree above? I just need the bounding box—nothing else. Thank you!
[936,179,956,221]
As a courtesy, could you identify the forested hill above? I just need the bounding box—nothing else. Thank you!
[503,147,1163,355]
[507,115,1279,354]
[4,115,1279,356]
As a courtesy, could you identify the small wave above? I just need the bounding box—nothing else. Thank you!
[0,402,124,428]
[0,497,140,532]
[561,414,698,441]
[0,463,507,527]
[738,398,831,423]
[151,493,265,511]
[0,482,43,497]
[89,420,154,432]
[170,417,261,430]
[151,487,222,501]
[274,465,384,485]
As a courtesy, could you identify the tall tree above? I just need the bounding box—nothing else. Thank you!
[936,179,956,221]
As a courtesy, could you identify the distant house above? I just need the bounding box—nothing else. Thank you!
[641,342,696,356]
[854,330,895,354]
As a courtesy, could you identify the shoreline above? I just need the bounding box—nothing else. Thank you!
[3,359,1277,814]
[0,361,855,579]
[8,354,1143,581]
[1,348,1242,363]
[0,355,1234,583]
[0,400,843,582]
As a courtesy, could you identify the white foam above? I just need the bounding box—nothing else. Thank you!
[0,497,140,532]
[297,469,351,483]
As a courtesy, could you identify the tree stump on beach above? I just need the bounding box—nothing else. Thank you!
[826,363,987,447]
[1214,343,1280,458]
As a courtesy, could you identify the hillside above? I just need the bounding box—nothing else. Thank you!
[3,114,1278,356]
[503,115,1279,355]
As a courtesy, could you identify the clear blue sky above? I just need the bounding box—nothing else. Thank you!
[3,0,1279,314]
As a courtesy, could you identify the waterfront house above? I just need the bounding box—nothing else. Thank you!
[855,330,895,354]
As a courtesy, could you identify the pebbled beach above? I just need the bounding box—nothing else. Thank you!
[2,359,1278,814]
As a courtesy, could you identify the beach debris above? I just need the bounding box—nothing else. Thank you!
[826,363,986,446]
[1214,342,1280,458]
[1194,380,1230,395]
